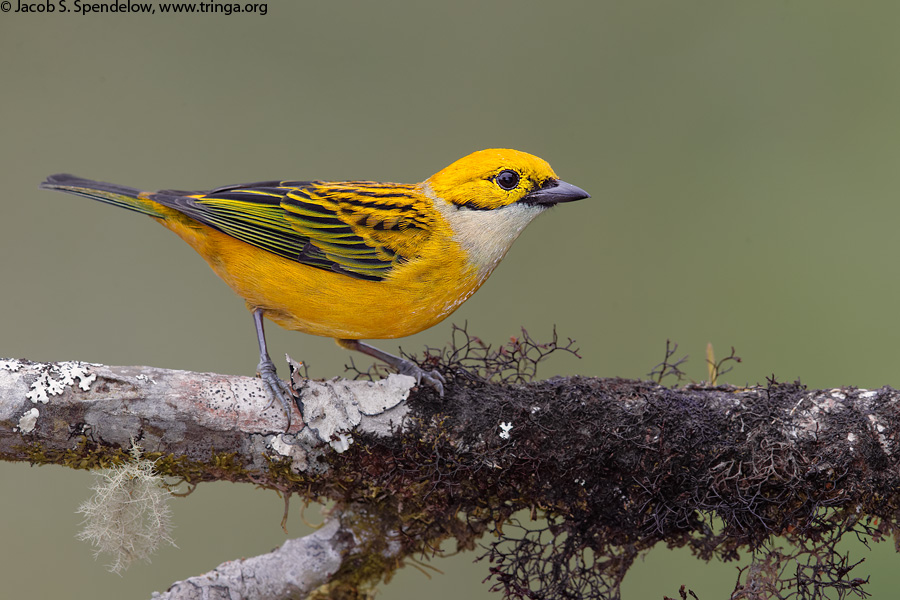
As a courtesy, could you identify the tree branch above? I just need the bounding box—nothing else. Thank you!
[152,518,353,600]
[2,355,899,599]
[0,358,413,470]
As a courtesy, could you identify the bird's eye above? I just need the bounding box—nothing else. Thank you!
[495,170,520,191]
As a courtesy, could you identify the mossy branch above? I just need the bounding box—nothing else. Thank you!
[1,341,899,599]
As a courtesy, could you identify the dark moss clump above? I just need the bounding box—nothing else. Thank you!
[322,328,900,599]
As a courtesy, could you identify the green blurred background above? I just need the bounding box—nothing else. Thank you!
[3,1,900,598]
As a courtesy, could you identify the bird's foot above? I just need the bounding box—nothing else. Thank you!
[335,339,446,396]
[395,359,446,396]
[257,358,296,430]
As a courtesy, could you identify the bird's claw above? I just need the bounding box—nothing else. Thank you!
[257,358,296,430]
[397,360,445,396]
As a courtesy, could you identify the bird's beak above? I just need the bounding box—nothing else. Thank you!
[521,179,590,207]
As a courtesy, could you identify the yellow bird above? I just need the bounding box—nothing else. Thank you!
[41,149,589,427]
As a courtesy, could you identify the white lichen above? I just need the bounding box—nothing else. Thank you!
[26,361,97,403]
[866,414,892,456]
[57,361,97,390]
[76,443,176,574]
[16,408,39,433]
[270,434,293,457]
[0,359,22,372]
[268,434,309,470]
[331,433,353,453]
[300,374,414,451]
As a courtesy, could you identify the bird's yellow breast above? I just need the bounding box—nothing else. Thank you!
[159,208,483,340]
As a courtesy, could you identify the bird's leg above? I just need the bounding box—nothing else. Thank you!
[336,339,445,396]
[253,308,296,429]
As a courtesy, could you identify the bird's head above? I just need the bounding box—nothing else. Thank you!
[423,148,589,211]
[421,149,590,277]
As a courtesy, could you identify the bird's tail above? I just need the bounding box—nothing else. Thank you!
[40,174,166,219]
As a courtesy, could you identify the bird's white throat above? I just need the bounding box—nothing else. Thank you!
[432,196,547,277]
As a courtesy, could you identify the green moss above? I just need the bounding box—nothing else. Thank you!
[21,440,132,470]
[12,439,282,488]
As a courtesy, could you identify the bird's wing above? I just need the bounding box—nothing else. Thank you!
[150,180,436,281]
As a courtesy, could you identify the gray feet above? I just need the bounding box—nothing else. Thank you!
[257,357,295,430]
[337,338,446,396]
[394,359,446,396]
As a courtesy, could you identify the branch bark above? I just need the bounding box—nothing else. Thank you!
[152,518,353,600]
[2,357,899,599]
